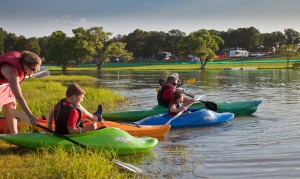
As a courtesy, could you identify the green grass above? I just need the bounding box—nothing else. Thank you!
[8,75,127,118]
[0,143,138,178]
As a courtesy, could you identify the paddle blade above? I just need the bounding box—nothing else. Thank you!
[156,87,161,93]
[9,109,32,125]
[186,78,196,84]
[204,101,218,111]
[112,159,144,174]
[27,68,50,79]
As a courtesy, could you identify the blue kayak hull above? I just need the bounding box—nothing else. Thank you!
[134,109,234,129]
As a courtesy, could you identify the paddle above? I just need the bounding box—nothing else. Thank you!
[9,109,144,174]
[27,68,50,78]
[0,68,50,88]
[182,91,218,111]
[165,95,205,125]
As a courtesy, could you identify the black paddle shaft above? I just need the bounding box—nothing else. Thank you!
[37,124,87,148]
[181,91,218,111]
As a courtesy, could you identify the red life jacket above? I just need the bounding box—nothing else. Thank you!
[157,85,173,107]
[0,51,26,85]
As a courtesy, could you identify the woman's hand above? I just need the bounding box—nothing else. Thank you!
[29,115,37,126]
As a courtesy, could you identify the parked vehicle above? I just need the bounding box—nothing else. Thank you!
[249,52,264,57]
[229,50,249,58]
[191,57,200,62]
[156,52,171,60]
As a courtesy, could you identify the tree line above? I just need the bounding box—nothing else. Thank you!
[0,26,299,71]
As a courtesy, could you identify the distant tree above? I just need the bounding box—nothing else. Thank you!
[110,34,126,43]
[0,28,4,54]
[47,31,73,73]
[72,26,109,64]
[279,44,299,68]
[16,35,27,52]
[97,42,132,71]
[24,37,40,55]
[144,31,166,58]
[284,28,300,45]
[3,33,18,52]
[185,29,224,69]
[125,29,148,60]
[166,29,186,56]
[38,37,49,59]
[269,31,286,53]
[220,27,261,51]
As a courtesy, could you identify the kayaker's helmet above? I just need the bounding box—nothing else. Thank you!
[172,73,179,79]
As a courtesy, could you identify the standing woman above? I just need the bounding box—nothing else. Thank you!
[0,51,42,133]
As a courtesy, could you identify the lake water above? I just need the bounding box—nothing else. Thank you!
[67,69,300,178]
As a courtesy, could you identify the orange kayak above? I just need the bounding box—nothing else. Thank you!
[0,117,170,138]
[0,117,54,133]
[93,121,170,138]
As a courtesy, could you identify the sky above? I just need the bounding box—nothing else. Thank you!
[1,0,300,38]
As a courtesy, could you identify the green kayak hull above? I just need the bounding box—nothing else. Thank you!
[103,100,262,122]
[0,127,158,155]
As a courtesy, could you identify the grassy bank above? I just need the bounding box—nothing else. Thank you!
[16,75,126,117]
[0,75,136,178]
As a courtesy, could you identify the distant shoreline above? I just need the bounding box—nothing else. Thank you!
[44,58,300,71]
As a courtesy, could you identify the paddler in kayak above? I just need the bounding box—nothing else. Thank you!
[157,75,194,108]
[168,90,193,116]
[47,83,103,135]
[0,51,42,133]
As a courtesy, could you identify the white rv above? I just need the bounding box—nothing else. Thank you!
[229,50,249,58]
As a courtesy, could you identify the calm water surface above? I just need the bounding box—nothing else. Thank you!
[69,69,300,178]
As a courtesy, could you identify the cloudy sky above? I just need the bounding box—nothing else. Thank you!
[1,0,300,38]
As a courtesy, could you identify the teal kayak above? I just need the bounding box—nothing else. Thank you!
[0,127,158,155]
[103,100,262,122]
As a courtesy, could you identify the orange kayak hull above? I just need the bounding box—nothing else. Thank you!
[0,117,170,138]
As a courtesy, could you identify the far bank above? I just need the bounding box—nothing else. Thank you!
[45,58,300,71]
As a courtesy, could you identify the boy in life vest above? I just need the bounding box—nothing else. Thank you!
[47,83,101,135]
[0,51,42,133]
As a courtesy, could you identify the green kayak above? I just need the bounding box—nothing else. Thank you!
[0,127,158,155]
[103,100,262,122]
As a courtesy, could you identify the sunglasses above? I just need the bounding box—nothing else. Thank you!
[171,82,178,86]
[25,64,37,72]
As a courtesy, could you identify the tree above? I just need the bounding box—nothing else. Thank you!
[16,35,27,52]
[97,42,133,71]
[124,29,148,60]
[284,28,300,45]
[47,31,73,73]
[185,29,224,69]
[279,44,299,68]
[38,37,49,59]
[3,33,18,52]
[24,37,41,55]
[166,29,186,56]
[262,31,289,54]
[0,28,4,54]
[144,31,166,58]
[72,26,109,64]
